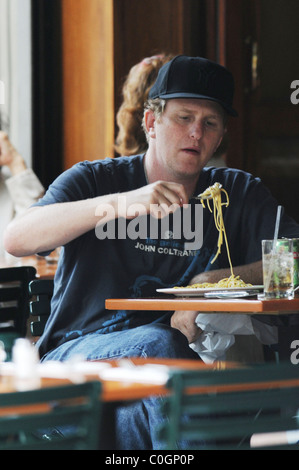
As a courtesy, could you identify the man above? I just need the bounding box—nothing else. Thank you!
[4,56,299,448]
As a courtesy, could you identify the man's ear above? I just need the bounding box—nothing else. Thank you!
[144,110,156,138]
[214,127,227,153]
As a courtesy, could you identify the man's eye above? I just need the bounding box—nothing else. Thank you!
[178,115,190,121]
[206,120,217,127]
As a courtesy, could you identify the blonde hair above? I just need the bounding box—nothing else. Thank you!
[115,54,174,156]
[142,98,166,143]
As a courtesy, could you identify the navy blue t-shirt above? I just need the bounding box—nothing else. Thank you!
[35,155,299,357]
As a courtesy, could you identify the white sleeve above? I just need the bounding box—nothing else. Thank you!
[5,168,44,215]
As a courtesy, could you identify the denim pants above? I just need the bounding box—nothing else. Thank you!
[42,323,200,449]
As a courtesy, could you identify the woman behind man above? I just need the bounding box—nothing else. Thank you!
[115,54,173,156]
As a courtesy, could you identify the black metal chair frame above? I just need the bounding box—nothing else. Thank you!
[0,266,37,359]
[29,279,54,337]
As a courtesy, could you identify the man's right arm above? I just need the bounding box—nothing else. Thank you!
[4,180,189,257]
[3,194,118,257]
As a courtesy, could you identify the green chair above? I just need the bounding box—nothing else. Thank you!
[29,279,53,337]
[0,266,37,360]
[0,381,102,450]
[156,362,299,450]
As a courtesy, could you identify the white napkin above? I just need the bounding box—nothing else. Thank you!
[98,363,169,384]
[190,313,278,364]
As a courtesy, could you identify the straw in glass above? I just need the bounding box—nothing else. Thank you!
[264,205,282,293]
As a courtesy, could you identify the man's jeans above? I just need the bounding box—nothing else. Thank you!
[42,323,199,449]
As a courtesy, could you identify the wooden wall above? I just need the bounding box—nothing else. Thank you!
[61,0,114,168]
[113,0,206,123]
[32,0,299,222]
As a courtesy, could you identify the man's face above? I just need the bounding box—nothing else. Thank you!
[148,98,226,180]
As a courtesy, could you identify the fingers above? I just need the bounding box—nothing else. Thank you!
[121,181,189,219]
[0,131,8,156]
[149,181,185,218]
[153,181,188,206]
[0,131,10,150]
[171,310,202,344]
[0,131,17,167]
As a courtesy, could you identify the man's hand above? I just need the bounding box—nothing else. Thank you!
[118,181,189,219]
[171,310,202,343]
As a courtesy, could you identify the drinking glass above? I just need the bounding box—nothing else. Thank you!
[262,239,294,299]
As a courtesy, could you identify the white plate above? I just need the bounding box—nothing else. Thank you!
[156,286,263,297]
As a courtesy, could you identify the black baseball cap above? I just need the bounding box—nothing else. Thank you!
[148,55,238,117]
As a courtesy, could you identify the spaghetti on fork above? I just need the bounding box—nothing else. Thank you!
[176,183,252,289]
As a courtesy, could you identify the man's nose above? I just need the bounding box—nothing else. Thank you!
[189,122,203,140]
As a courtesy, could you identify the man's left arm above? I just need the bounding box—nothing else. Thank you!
[189,260,263,286]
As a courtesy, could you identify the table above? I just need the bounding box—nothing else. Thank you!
[0,255,57,280]
[106,296,299,364]
[0,357,242,451]
[1,358,299,449]
[0,357,229,402]
[0,357,230,449]
[105,296,299,315]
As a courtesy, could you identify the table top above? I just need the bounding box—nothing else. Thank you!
[101,357,225,401]
[0,255,57,280]
[105,296,299,315]
[0,358,232,403]
[2,357,299,407]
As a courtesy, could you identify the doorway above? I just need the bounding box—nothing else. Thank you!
[223,0,299,222]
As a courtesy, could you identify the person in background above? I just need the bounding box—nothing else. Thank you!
[0,131,44,257]
[115,54,174,156]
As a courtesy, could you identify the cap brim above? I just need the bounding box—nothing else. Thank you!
[159,92,238,117]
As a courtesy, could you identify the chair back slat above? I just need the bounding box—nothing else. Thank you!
[29,279,53,337]
[157,362,299,450]
[0,381,102,450]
